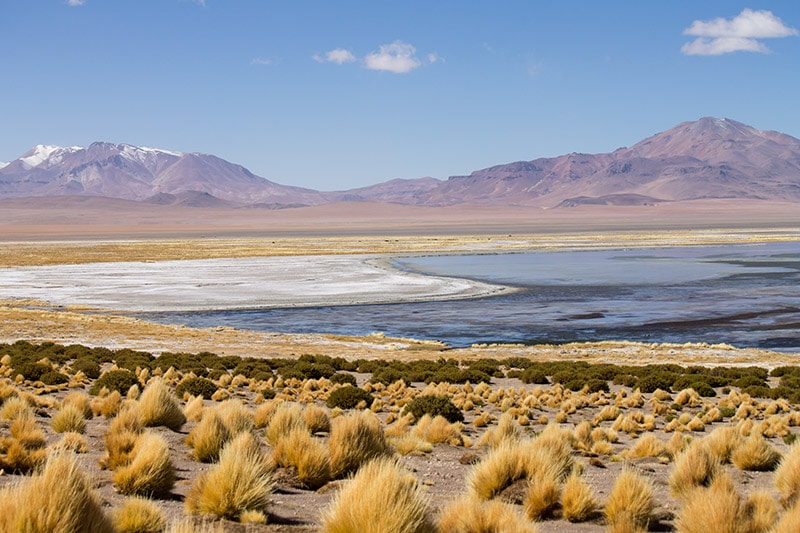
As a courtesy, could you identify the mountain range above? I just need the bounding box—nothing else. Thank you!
[2,117,799,208]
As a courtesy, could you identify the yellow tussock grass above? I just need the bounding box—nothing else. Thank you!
[476,412,521,448]
[772,498,800,533]
[524,464,562,521]
[775,442,800,505]
[265,402,305,446]
[253,399,280,429]
[99,390,123,418]
[216,398,254,435]
[52,402,88,434]
[385,413,414,438]
[623,434,670,462]
[304,403,330,433]
[731,433,782,471]
[669,442,721,499]
[52,431,89,454]
[743,490,778,533]
[101,406,143,470]
[436,496,537,532]
[328,410,391,479]
[412,414,463,445]
[561,473,598,522]
[113,496,166,533]
[0,452,115,532]
[675,473,748,533]
[321,457,434,533]
[137,377,186,431]
[186,409,229,463]
[183,395,205,422]
[114,432,175,497]
[467,441,526,500]
[392,434,434,456]
[10,412,47,449]
[62,391,93,419]
[604,469,654,531]
[185,431,273,521]
[272,427,331,489]
[703,426,743,464]
[0,395,33,421]
[167,518,226,533]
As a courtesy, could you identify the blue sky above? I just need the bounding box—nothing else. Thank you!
[1,1,799,190]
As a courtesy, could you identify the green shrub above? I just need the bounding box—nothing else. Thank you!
[584,379,611,393]
[70,358,101,379]
[733,375,767,389]
[689,381,716,397]
[40,371,70,385]
[636,373,674,393]
[89,369,139,395]
[175,377,218,399]
[520,367,549,385]
[12,362,51,381]
[326,386,373,410]
[330,372,358,386]
[403,395,464,423]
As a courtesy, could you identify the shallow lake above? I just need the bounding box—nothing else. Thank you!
[142,242,800,351]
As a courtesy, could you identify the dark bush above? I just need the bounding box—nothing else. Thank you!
[13,362,52,381]
[251,371,274,383]
[771,366,800,378]
[734,375,768,389]
[113,349,154,372]
[502,357,533,370]
[70,358,101,379]
[613,374,638,387]
[89,369,139,395]
[175,376,218,399]
[584,379,611,393]
[40,371,69,386]
[370,367,407,385]
[742,385,773,399]
[779,375,800,389]
[326,386,374,410]
[636,373,674,393]
[403,395,464,423]
[520,367,549,385]
[689,381,717,397]
[330,372,358,386]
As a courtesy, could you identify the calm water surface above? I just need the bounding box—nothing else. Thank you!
[141,242,800,351]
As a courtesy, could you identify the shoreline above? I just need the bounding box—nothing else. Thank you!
[0,254,513,313]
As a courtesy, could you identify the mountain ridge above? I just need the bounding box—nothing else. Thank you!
[2,117,799,208]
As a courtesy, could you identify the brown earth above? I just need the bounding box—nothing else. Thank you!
[1,199,799,531]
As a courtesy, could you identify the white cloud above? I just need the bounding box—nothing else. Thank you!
[364,41,421,73]
[251,57,274,66]
[682,9,798,55]
[66,0,85,6]
[313,48,356,65]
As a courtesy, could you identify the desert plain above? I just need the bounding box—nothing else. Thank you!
[1,199,800,532]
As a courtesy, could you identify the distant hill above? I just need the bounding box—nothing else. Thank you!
[2,117,799,208]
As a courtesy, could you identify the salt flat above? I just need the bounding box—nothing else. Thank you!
[0,255,508,312]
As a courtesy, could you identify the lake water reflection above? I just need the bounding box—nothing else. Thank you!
[142,242,800,351]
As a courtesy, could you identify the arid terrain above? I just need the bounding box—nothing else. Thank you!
[1,204,799,532]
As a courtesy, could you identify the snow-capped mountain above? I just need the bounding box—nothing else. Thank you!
[0,142,326,206]
[3,117,800,207]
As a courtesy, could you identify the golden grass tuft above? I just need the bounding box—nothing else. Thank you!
[52,431,89,454]
[436,495,538,533]
[185,431,273,521]
[186,408,229,463]
[392,434,434,455]
[166,518,226,533]
[113,496,167,533]
[304,403,331,433]
[704,426,744,464]
[623,433,671,462]
[98,390,124,418]
[675,473,750,533]
[272,426,331,489]
[62,391,93,419]
[743,490,778,533]
[10,412,47,449]
[524,463,562,521]
[137,377,186,431]
[216,398,254,435]
[113,432,175,497]
[265,402,305,446]
[561,473,598,523]
[0,395,33,421]
[183,395,205,422]
[775,442,800,505]
[772,498,800,533]
[51,402,88,434]
[0,452,116,532]
[328,409,391,479]
[669,442,722,499]
[100,406,143,470]
[467,441,526,500]
[412,414,463,445]
[731,433,782,471]
[321,457,434,533]
[604,469,654,531]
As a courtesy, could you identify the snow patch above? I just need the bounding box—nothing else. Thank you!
[18,145,83,169]
[0,162,8,170]
[119,144,183,164]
